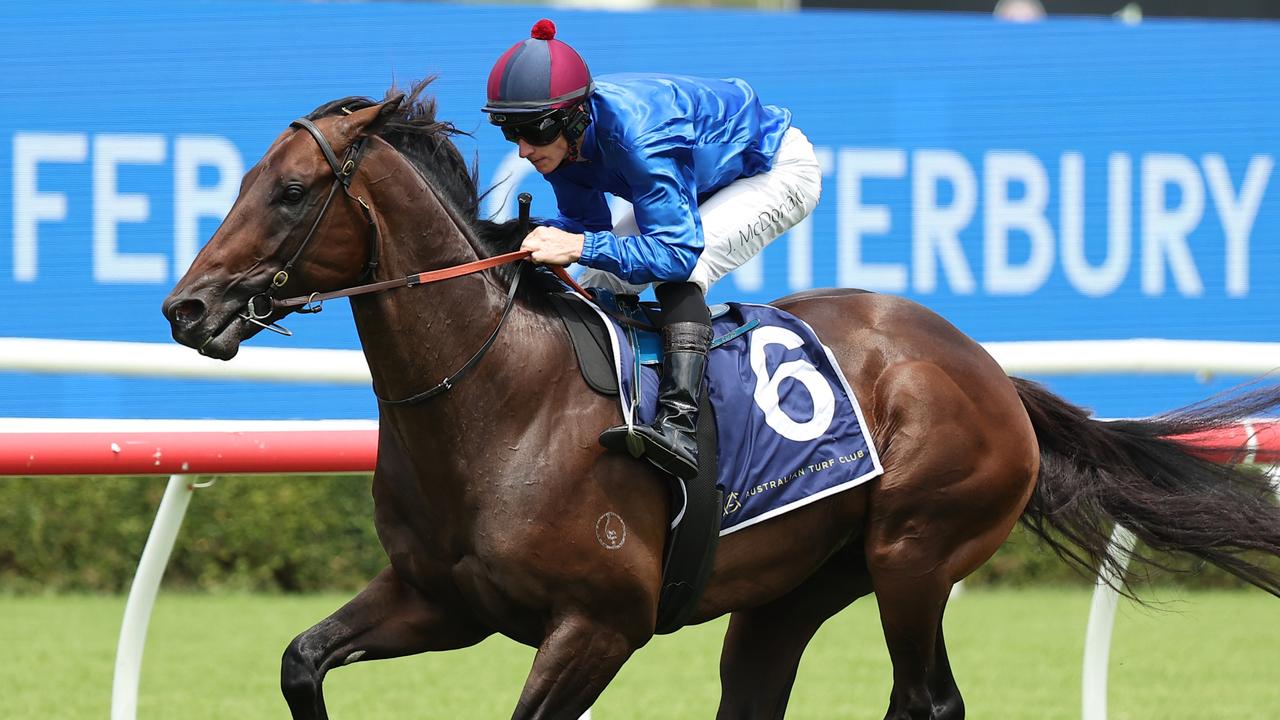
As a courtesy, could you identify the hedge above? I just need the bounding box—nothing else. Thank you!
[0,475,1258,593]
[0,475,382,593]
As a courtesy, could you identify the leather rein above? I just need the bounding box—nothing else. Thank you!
[258,115,589,406]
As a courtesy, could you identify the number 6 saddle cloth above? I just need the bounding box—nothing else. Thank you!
[580,292,885,536]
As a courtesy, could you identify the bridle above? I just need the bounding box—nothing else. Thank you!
[240,117,381,337]
[249,113,588,406]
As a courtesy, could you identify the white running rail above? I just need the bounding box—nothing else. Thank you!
[1,336,1279,380]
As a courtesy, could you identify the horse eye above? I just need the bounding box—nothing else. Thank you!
[282,184,305,205]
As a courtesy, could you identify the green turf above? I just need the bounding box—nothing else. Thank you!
[2,588,1276,718]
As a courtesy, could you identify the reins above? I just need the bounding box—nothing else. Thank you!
[272,249,536,311]
[272,191,592,313]
[264,117,591,405]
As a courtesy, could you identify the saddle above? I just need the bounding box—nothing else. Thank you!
[547,289,755,392]
[546,289,741,634]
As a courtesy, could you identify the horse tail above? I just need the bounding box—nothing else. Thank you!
[1011,376,1280,597]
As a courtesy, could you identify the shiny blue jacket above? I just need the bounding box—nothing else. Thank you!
[543,73,792,285]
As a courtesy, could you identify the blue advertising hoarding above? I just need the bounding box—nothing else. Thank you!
[1,2,1277,419]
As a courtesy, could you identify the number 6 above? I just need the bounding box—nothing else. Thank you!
[749,325,836,442]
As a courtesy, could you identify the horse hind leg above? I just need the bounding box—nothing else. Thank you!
[869,459,1027,720]
[865,357,1033,719]
[868,454,1027,720]
[928,614,964,719]
[281,565,491,720]
[716,542,874,720]
[867,540,950,720]
[715,534,966,720]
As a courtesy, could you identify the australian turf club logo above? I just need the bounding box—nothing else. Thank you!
[722,492,742,516]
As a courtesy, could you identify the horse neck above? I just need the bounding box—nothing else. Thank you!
[346,153,553,437]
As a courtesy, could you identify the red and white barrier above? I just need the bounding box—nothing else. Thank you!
[0,419,378,476]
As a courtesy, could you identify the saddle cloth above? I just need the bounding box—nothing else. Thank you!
[577,294,885,536]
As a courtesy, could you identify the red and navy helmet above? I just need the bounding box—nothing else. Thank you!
[482,19,593,120]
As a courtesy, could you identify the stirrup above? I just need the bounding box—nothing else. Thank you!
[600,423,698,480]
[600,424,647,458]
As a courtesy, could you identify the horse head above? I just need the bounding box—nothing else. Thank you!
[162,95,406,359]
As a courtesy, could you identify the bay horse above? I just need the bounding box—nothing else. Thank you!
[163,81,1280,719]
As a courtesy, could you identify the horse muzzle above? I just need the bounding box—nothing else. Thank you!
[162,288,264,360]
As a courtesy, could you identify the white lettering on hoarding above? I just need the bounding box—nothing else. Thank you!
[13,133,88,282]
[983,150,1053,295]
[912,149,977,294]
[1202,153,1272,298]
[1059,152,1132,298]
[174,136,244,278]
[18,138,1264,295]
[1141,153,1205,297]
[842,149,1270,298]
[837,148,907,292]
[11,132,244,284]
[93,134,167,283]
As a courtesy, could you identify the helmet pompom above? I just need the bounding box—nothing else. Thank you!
[531,19,556,40]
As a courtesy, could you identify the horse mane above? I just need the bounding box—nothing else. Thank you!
[304,78,549,295]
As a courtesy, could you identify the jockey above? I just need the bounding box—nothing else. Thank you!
[483,19,822,481]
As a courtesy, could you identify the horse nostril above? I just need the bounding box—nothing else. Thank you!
[168,298,207,328]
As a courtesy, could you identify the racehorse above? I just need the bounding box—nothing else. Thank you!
[162,80,1280,720]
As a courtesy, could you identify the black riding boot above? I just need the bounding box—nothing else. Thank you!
[599,283,712,481]
[600,321,712,480]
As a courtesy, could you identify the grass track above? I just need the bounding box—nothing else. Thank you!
[2,588,1276,718]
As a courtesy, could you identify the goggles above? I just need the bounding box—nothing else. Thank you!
[493,111,566,146]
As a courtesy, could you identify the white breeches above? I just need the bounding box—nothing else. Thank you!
[576,126,822,295]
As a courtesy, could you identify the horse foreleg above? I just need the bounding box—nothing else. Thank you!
[716,543,873,720]
[511,614,638,720]
[281,564,491,720]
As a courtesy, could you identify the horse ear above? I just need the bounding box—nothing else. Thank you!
[360,93,406,137]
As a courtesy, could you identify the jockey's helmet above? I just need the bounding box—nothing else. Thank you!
[483,19,593,143]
